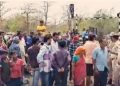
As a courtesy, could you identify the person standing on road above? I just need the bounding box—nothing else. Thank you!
[69,35,80,81]
[37,20,47,36]
[83,34,99,86]
[93,38,110,86]
[115,35,120,86]
[37,34,52,86]
[27,37,40,86]
[52,40,71,86]
[82,29,89,44]
[107,33,117,85]
[50,32,59,86]
[0,49,10,86]
[9,37,21,58]
[109,33,120,86]
[9,52,25,86]
[72,46,86,86]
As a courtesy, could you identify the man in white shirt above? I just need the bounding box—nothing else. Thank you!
[109,34,119,86]
[51,32,59,54]
[37,34,52,86]
[50,32,59,86]
[110,34,120,86]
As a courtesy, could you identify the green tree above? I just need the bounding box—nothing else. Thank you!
[7,14,26,32]
[78,9,118,35]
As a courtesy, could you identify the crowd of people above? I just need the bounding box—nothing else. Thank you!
[0,28,119,86]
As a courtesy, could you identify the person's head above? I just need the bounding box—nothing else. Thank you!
[9,52,17,60]
[58,32,61,36]
[58,40,66,49]
[44,34,52,45]
[72,35,79,43]
[98,38,107,49]
[111,35,119,42]
[0,49,8,61]
[88,34,95,41]
[83,28,86,31]
[13,36,19,44]
[23,32,27,36]
[52,32,59,42]
[70,32,75,39]
[17,31,21,36]
[86,29,89,32]
[40,20,44,26]
[30,32,34,36]
[32,37,39,45]
[38,32,42,37]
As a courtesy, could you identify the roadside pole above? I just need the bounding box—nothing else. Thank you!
[69,4,74,31]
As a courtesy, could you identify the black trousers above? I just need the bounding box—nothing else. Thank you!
[94,68,108,86]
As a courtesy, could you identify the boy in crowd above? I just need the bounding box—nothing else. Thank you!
[37,34,52,86]
[0,49,10,86]
[27,37,40,86]
[93,38,111,86]
[9,52,24,86]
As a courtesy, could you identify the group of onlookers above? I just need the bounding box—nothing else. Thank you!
[0,29,120,86]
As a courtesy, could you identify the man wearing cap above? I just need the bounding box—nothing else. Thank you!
[107,32,117,84]
[110,33,120,86]
[109,33,120,85]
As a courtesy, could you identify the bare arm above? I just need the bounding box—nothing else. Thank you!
[109,50,118,55]
[72,62,75,79]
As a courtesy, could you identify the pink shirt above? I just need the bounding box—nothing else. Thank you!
[83,41,99,64]
[10,59,24,78]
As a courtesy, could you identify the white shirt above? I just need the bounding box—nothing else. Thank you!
[37,44,51,72]
[51,39,59,54]
[37,44,50,63]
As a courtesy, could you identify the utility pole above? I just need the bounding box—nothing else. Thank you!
[68,9,71,30]
[69,4,75,31]
[65,5,71,30]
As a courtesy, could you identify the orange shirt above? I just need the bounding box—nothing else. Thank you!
[83,41,99,64]
[10,59,24,78]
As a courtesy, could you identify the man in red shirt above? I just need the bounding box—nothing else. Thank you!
[9,52,24,86]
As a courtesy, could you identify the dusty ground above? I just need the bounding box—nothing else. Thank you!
[24,76,110,86]
[24,76,74,86]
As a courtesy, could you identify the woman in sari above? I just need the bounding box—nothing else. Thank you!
[72,46,86,86]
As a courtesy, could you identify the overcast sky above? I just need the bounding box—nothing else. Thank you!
[2,0,120,23]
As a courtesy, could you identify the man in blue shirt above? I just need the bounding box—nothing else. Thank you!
[82,29,89,44]
[93,38,111,86]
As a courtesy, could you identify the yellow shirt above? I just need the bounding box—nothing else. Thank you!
[37,25,47,35]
